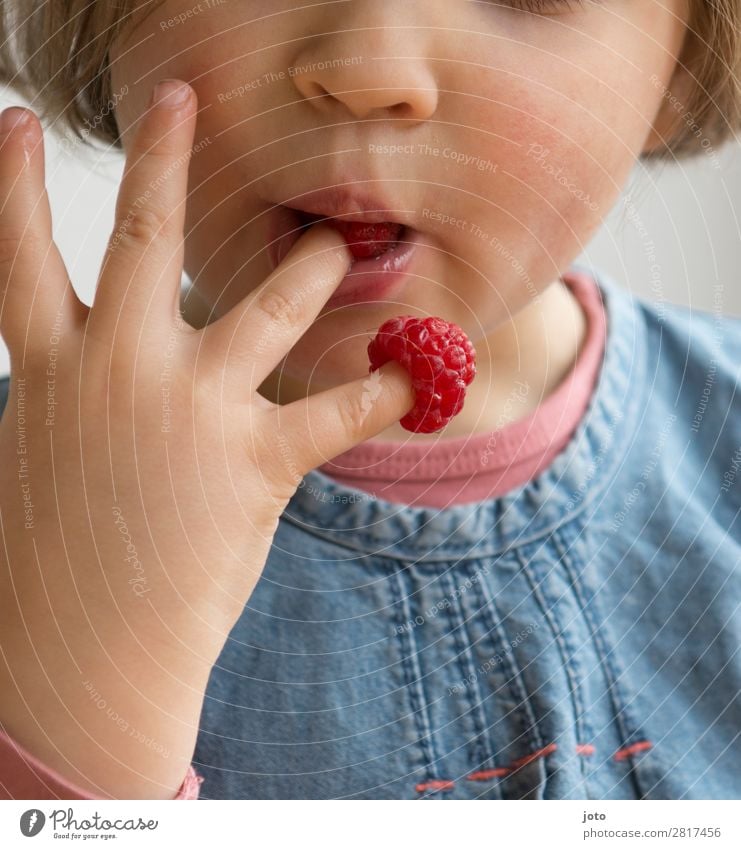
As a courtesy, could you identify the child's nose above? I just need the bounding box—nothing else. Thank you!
[290,20,438,123]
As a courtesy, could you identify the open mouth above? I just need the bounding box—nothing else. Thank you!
[266,203,422,307]
[295,210,407,260]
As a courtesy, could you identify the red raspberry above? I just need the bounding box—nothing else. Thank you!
[367,316,477,433]
[331,220,404,259]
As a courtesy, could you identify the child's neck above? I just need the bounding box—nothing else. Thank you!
[182,278,587,443]
[367,278,588,442]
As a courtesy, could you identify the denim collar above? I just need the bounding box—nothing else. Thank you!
[283,265,645,562]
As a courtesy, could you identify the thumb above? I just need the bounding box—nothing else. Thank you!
[278,360,415,475]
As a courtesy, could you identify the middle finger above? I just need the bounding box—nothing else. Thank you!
[90,79,198,341]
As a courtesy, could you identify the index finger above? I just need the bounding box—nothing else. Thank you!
[199,222,352,395]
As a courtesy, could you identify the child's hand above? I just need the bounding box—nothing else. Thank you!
[0,80,413,799]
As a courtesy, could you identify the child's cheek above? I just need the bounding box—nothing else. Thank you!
[477,66,648,279]
[454,97,604,291]
[459,4,686,280]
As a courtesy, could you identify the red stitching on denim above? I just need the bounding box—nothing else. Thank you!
[415,779,454,793]
[467,767,510,781]
[466,742,558,781]
[576,743,596,755]
[614,741,652,761]
[510,742,558,769]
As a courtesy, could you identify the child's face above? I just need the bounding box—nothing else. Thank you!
[110,0,689,389]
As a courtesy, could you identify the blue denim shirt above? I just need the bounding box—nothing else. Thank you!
[2,265,740,799]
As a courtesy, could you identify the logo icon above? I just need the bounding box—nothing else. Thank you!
[19,809,45,837]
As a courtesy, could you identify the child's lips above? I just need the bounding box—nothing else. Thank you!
[322,228,422,310]
[267,206,411,269]
[266,205,422,308]
[295,211,405,260]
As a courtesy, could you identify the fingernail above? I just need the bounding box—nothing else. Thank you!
[0,107,31,137]
[151,80,191,109]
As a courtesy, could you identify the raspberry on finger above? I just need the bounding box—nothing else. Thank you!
[367,316,477,433]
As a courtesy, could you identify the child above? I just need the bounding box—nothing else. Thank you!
[0,0,739,800]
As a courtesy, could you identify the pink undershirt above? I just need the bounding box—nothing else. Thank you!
[0,267,606,800]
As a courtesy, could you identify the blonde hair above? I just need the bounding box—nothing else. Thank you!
[0,0,739,162]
